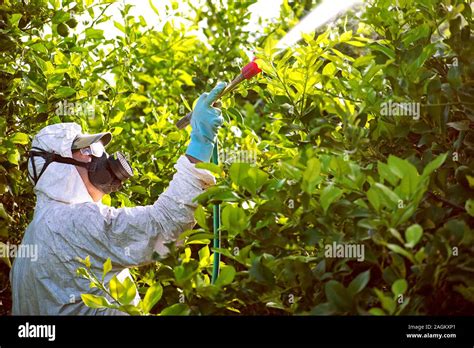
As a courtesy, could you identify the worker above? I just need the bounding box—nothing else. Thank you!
[10,82,226,315]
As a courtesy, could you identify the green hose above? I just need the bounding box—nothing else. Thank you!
[211,141,221,284]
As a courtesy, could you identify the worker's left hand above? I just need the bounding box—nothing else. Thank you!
[186,82,226,162]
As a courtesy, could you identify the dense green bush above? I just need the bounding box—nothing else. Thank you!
[1,0,473,315]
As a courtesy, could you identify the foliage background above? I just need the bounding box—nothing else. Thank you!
[0,0,473,315]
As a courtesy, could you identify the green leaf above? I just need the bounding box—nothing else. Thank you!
[194,186,240,204]
[114,21,126,33]
[391,279,408,296]
[194,205,208,229]
[52,10,69,24]
[320,185,343,214]
[180,94,192,112]
[422,153,447,177]
[195,162,223,177]
[214,265,236,287]
[406,43,436,76]
[163,21,173,36]
[374,289,396,314]
[10,132,29,145]
[142,282,163,314]
[389,228,405,244]
[367,186,381,211]
[78,255,91,268]
[109,275,124,301]
[310,302,337,315]
[325,280,352,312]
[354,55,374,67]
[198,245,210,267]
[102,258,112,280]
[109,275,138,306]
[174,262,198,285]
[301,157,321,193]
[81,294,112,309]
[370,42,395,59]
[9,13,22,28]
[374,183,400,208]
[241,166,269,194]
[466,199,474,217]
[120,277,138,305]
[401,24,430,46]
[55,86,76,98]
[30,43,48,54]
[415,247,426,264]
[466,175,474,189]
[378,161,399,186]
[84,256,91,268]
[85,28,104,39]
[159,303,190,316]
[404,224,423,248]
[444,219,468,242]
[130,185,147,195]
[167,131,180,142]
[346,40,366,47]
[340,30,352,41]
[7,149,19,165]
[369,307,386,316]
[387,156,419,197]
[386,244,415,263]
[279,161,302,180]
[148,0,160,16]
[322,62,337,76]
[225,107,244,124]
[263,35,278,57]
[229,163,250,186]
[118,304,142,316]
[249,256,275,285]
[221,205,249,237]
[348,270,370,295]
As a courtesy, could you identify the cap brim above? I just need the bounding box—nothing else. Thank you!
[71,132,112,150]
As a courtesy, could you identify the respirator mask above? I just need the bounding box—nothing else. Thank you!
[28,142,134,194]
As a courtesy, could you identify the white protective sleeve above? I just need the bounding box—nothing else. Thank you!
[67,155,215,268]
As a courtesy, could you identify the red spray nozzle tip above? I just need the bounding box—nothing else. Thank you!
[241,59,262,80]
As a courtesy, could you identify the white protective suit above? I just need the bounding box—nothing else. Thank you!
[10,123,215,315]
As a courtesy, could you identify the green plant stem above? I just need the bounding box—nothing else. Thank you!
[211,141,221,284]
[86,268,122,307]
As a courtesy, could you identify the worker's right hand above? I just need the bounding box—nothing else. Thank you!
[185,82,226,162]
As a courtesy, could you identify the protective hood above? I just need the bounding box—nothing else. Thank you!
[28,123,93,205]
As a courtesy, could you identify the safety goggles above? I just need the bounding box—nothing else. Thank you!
[79,142,105,157]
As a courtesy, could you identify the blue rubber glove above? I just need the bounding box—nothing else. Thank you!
[186,82,227,162]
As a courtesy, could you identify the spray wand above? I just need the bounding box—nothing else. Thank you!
[176,58,262,284]
[175,58,262,129]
